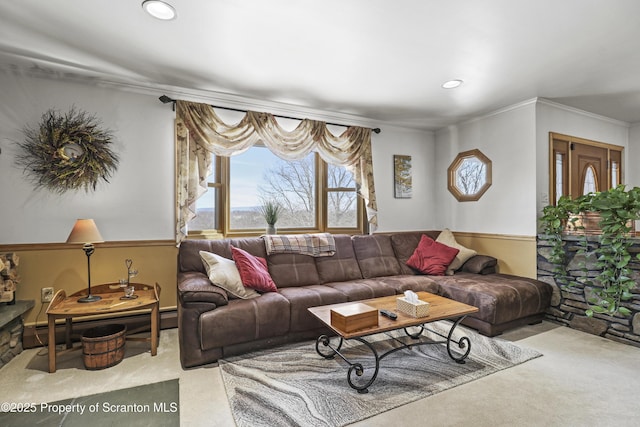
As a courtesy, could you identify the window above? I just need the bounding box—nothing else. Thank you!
[188,146,363,236]
[326,164,358,228]
[447,149,492,202]
[230,146,316,230]
[190,160,221,232]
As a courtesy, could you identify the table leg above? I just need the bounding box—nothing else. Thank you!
[48,315,56,373]
[150,302,158,356]
[65,318,72,349]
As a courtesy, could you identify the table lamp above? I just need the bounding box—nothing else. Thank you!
[66,219,104,303]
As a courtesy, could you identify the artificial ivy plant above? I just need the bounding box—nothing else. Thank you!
[16,107,119,193]
[540,185,640,317]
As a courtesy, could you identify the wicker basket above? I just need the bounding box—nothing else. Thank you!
[396,297,430,318]
[81,324,126,370]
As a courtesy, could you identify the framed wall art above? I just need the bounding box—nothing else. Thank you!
[393,155,412,198]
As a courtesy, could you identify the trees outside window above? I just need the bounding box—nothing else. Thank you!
[447,149,492,202]
[188,145,362,236]
[256,152,316,228]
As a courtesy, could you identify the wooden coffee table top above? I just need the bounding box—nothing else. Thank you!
[308,291,478,339]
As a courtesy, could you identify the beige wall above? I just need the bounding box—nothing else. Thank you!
[6,231,537,328]
[2,242,177,327]
[453,231,537,278]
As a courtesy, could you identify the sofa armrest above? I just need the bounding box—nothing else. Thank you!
[178,271,229,307]
[460,255,498,275]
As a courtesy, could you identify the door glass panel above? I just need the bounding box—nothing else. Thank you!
[555,152,564,203]
[583,165,597,194]
[611,161,619,188]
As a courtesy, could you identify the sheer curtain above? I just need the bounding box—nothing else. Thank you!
[175,100,377,242]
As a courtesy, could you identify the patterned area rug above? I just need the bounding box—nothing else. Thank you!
[220,322,541,427]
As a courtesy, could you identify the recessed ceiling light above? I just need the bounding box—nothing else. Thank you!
[142,1,176,20]
[442,79,463,89]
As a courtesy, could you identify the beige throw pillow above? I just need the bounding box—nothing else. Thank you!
[199,250,260,299]
[435,229,477,275]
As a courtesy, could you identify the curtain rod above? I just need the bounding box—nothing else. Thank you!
[159,95,381,134]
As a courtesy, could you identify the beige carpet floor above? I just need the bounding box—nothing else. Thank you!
[1,321,639,426]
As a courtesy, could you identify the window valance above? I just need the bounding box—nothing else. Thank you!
[175,100,378,242]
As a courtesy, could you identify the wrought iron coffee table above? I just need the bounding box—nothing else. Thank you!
[307,291,479,393]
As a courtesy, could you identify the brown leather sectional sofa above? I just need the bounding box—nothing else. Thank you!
[177,231,552,368]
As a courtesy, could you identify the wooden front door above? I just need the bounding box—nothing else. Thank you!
[550,132,624,204]
[571,143,607,197]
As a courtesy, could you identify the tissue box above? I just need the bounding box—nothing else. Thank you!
[330,303,378,332]
[396,297,430,318]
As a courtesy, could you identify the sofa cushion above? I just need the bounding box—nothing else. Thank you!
[370,275,441,295]
[407,234,459,276]
[431,272,552,325]
[178,271,229,306]
[199,251,260,299]
[324,279,397,301]
[461,255,498,274]
[179,239,231,275]
[278,285,349,332]
[231,246,277,292]
[267,253,322,288]
[390,231,440,275]
[199,292,290,351]
[435,229,477,275]
[352,234,402,278]
[315,234,363,283]
[179,238,267,274]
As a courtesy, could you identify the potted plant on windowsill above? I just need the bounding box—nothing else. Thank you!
[259,200,282,235]
[540,185,640,317]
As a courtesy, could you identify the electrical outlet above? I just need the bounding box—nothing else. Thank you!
[41,287,54,303]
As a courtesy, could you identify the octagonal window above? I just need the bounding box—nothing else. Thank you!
[447,149,492,201]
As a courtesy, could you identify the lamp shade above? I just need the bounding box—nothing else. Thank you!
[66,219,104,244]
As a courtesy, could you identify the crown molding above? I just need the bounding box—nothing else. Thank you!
[97,79,385,130]
[536,98,630,127]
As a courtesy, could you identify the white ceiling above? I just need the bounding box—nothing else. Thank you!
[1,0,640,131]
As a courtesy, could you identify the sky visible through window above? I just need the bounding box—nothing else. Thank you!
[230,147,281,208]
[194,147,282,211]
[198,109,349,209]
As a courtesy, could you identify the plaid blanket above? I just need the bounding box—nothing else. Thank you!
[263,233,336,257]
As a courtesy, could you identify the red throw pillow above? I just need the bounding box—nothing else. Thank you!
[231,246,277,292]
[406,234,460,276]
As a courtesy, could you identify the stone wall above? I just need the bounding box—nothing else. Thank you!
[0,317,24,368]
[0,300,34,369]
[537,235,640,348]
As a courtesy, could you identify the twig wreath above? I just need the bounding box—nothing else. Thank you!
[16,107,119,193]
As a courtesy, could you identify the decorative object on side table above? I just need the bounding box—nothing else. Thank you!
[15,107,119,193]
[120,259,139,300]
[66,219,104,303]
[0,253,20,305]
